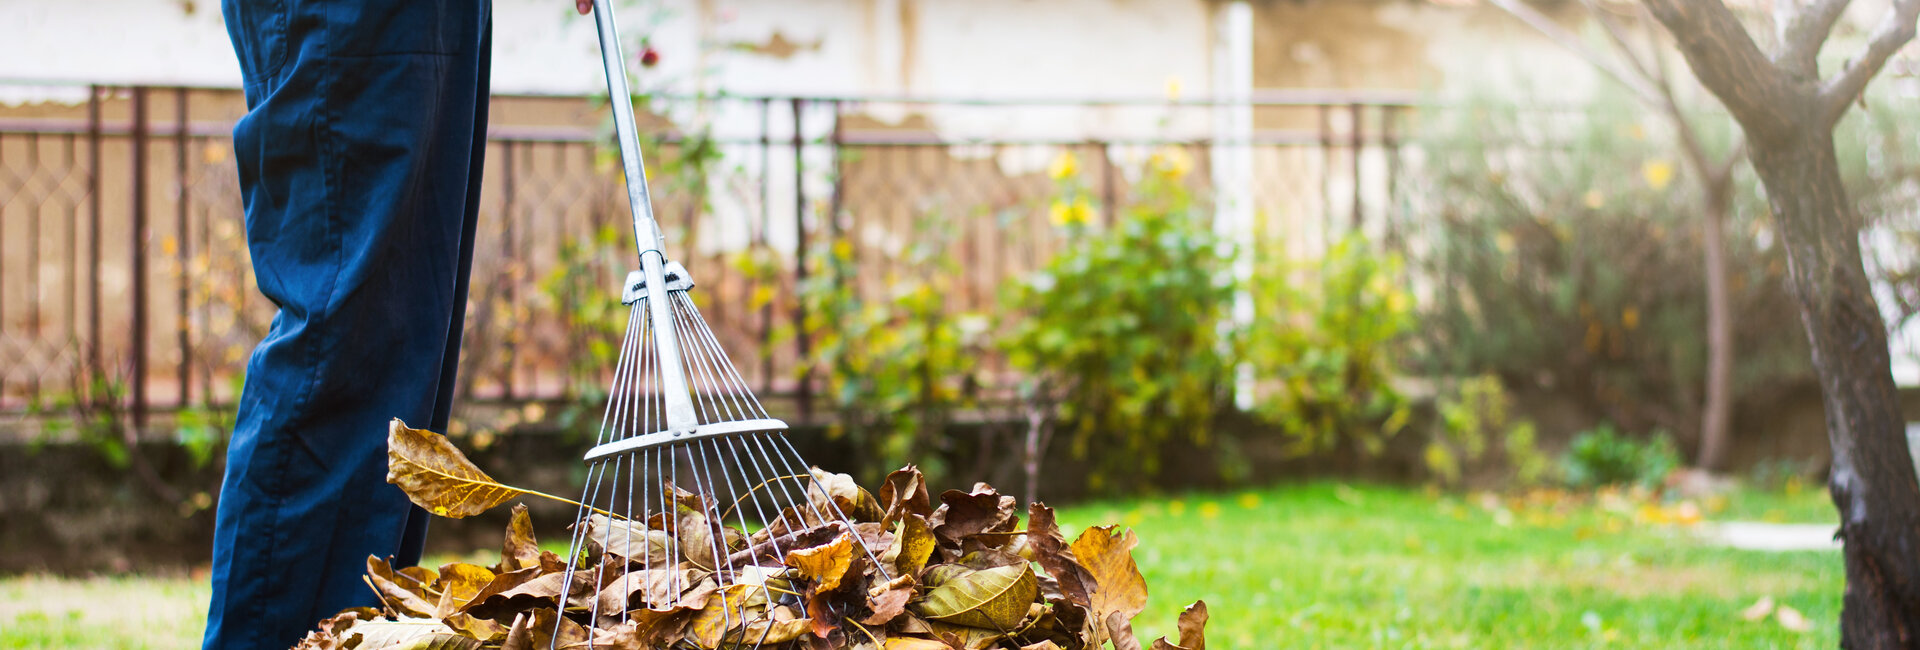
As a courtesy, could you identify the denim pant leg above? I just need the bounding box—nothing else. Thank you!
[203,2,491,649]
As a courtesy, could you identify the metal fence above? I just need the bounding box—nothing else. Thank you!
[0,83,1412,432]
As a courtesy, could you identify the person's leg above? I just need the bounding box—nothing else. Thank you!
[202,2,492,649]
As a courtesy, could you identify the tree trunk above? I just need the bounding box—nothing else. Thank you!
[1750,133,1920,648]
[1697,185,1736,471]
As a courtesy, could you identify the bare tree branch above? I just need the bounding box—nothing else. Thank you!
[1779,0,1855,77]
[1819,0,1920,125]
[1645,0,1801,143]
[1487,0,1662,104]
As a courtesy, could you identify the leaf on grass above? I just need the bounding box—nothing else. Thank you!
[1024,503,1097,609]
[787,532,856,592]
[1070,525,1148,632]
[500,504,542,573]
[912,563,1039,631]
[387,419,530,518]
[1777,605,1812,632]
[1149,601,1208,650]
[1741,596,1775,621]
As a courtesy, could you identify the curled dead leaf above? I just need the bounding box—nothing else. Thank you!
[912,562,1040,631]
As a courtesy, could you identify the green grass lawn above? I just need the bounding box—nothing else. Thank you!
[0,482,1838,649]
[1056,483,1839,649]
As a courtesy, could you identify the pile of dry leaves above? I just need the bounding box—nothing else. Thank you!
[294,421,1207,649]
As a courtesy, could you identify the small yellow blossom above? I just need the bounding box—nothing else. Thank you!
[1642,159,1675,190]
[1583,189,1606,209]
[1167,500,1187,517]
[1049,195,1094,226]
[1237,492,1261,509]
[1199,502,1221,519]
[1049,150,1079,181]
[1621,306,1640,331]
[1149,147,1193,179]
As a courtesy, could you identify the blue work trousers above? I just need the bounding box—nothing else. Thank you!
[203,2,491,648]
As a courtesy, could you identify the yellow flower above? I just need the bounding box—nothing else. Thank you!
[1642,159,1674,190]
[1149,147,1193,179]
[1621,306,1640,331]
[1049,150,1080,181]
[1049,196,1093,226]
[1583,190,1605,209]
[1199,502,1221,519]
[1165,76,1184,101]
[1237,492,1261,509]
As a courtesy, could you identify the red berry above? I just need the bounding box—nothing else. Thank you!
[640,47,661,68]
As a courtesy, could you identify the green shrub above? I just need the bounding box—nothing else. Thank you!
[1002,149,1237,488]
[801,214,988,484]
[1248,233,1414,456]
[1408,94,1809,439]
[1561,424,1679,489]
[1426,374,1550,487]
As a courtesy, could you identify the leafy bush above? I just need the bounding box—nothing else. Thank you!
[1561,424,1679,489]
[1426,374,1550,487]
[802,215,989,483]
[1409,95,1810,440]
[1248,233,1414,456]
[1002,149,1237,487]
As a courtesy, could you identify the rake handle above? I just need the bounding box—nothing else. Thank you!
[590,0,699,432]
[590,0,666,258]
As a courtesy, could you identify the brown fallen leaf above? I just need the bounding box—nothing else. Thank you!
[861,575,916,626]
[879,465,934,526]
[1025,503,1098,609]
[1106,610,1142,650]
[367,556,439,619]
[1072,525,1148,643]
[1150,600,1208,650]
[432,563,497,617]
[811,467,887,523]
[932,486,1020,549]
[387,419,584,518]
[500,504,543,573]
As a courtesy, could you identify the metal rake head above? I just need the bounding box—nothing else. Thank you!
[554,264,888,648]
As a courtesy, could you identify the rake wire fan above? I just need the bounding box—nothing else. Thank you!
[553,0,887,647]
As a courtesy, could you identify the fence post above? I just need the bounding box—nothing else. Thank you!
[758,98,773,396]
[1318,104,1333,237]
[175,87,192,406]
[1349,102,1363,231]
[86,86,103,400]
[790,98,811,422]
[131,86,150,432]
[500,141,516,400]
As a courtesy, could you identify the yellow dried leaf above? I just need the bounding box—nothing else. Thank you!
[911,563,1038,631]
[785,532,855,592]
[386,419,529,518]
[1071,525,1148,641]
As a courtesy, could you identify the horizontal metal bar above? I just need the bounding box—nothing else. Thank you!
[582,418,789,462]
